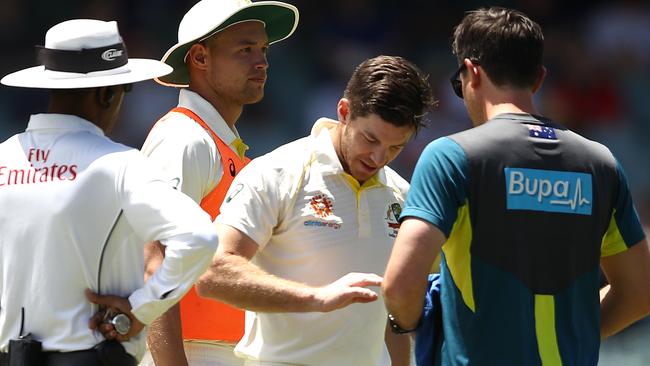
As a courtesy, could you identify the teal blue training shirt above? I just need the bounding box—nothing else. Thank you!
[402,113,645,366]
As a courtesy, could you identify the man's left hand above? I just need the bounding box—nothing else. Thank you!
[86,289,145,342]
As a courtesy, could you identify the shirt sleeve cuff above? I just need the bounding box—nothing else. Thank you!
[401,207,450,237]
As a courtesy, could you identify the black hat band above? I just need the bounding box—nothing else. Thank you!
[36,42,128,74]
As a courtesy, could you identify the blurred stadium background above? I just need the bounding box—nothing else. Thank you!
[1,0,649,364]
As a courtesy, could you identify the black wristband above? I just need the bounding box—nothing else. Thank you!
[388,313,418,334]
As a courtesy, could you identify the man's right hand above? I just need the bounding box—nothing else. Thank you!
[313,272,383,312]
[198,225,383,314]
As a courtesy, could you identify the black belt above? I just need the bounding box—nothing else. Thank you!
[0,341,136,366]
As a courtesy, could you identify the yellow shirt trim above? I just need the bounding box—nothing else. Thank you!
[231,138,249,160]
[601,210,628,257]
[341,173,382,205]
[534,294,563,366]
[441,203,475,312]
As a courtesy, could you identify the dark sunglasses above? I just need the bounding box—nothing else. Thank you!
[449,61,479,99]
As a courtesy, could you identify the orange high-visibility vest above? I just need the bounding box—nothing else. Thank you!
[169,106,249,342]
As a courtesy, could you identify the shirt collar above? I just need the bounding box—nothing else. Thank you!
[178,89,244,149]
[26,114,105,136]
[231,138,249,160]
[310,118,343,176]
[309,118,387,186]
[492,112,550,125]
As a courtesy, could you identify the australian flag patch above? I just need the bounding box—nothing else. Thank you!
[526,124,557,140]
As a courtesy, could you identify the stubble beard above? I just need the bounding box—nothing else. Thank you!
[338,129,354,176]
[240,84,265,105]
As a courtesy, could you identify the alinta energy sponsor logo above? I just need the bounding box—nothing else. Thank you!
[303,220,341,230]
[505,167,592,215]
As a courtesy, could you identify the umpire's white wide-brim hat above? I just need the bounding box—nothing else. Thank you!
[1,19,173,89]
[156,0,299,88]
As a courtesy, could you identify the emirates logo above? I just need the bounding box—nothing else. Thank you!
[309,194,333,219]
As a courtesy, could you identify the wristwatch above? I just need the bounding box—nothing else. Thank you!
[110,313,131,335]
[388,313,418,334]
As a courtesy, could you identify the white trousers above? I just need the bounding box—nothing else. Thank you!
[242,362,302,366]
[139,341,244,366]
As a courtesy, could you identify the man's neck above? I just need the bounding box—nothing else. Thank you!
[483,91,538,122]
[329,124,344,167]
[328,124,367,184]
[187,86,242,129]
[48,98,106,133]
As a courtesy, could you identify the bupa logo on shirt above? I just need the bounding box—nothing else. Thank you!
[505,167,592,215]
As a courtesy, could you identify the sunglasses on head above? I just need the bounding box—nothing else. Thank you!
[449,60,479,99]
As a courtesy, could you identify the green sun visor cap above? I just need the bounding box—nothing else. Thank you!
[157,3,298,87]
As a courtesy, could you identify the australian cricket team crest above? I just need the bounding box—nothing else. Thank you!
[385,202,402,238]
[309,193,334,218]
[303,193,341,230]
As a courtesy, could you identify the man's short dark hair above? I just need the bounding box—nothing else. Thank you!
[452,7,544,89]
[343,55,434,133]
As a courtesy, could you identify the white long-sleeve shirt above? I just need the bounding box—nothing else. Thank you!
[0,114,218,360]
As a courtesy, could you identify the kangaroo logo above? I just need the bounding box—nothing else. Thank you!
[385,203,402,238]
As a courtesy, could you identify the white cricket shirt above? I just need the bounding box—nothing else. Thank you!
[0,114,218,359]
[140,89,247,360]
[217,118,409,366]
[141,88,247,204]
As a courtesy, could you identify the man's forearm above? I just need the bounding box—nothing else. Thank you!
[147,304,188,366]
[199,224,382,313]
[384,277,429,330]
[144,242,188,366]
[600,239,650,339]
[131,229,217,324]
[600,286,649,339]
[383,219,444,329]
[385,323,411,366]
[196,253,320,312]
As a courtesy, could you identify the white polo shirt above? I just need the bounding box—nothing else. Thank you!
[141,88,247,204]
[217,118,409,366]
[0,114,218,360]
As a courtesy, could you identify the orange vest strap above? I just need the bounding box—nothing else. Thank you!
[169,106,250,342]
